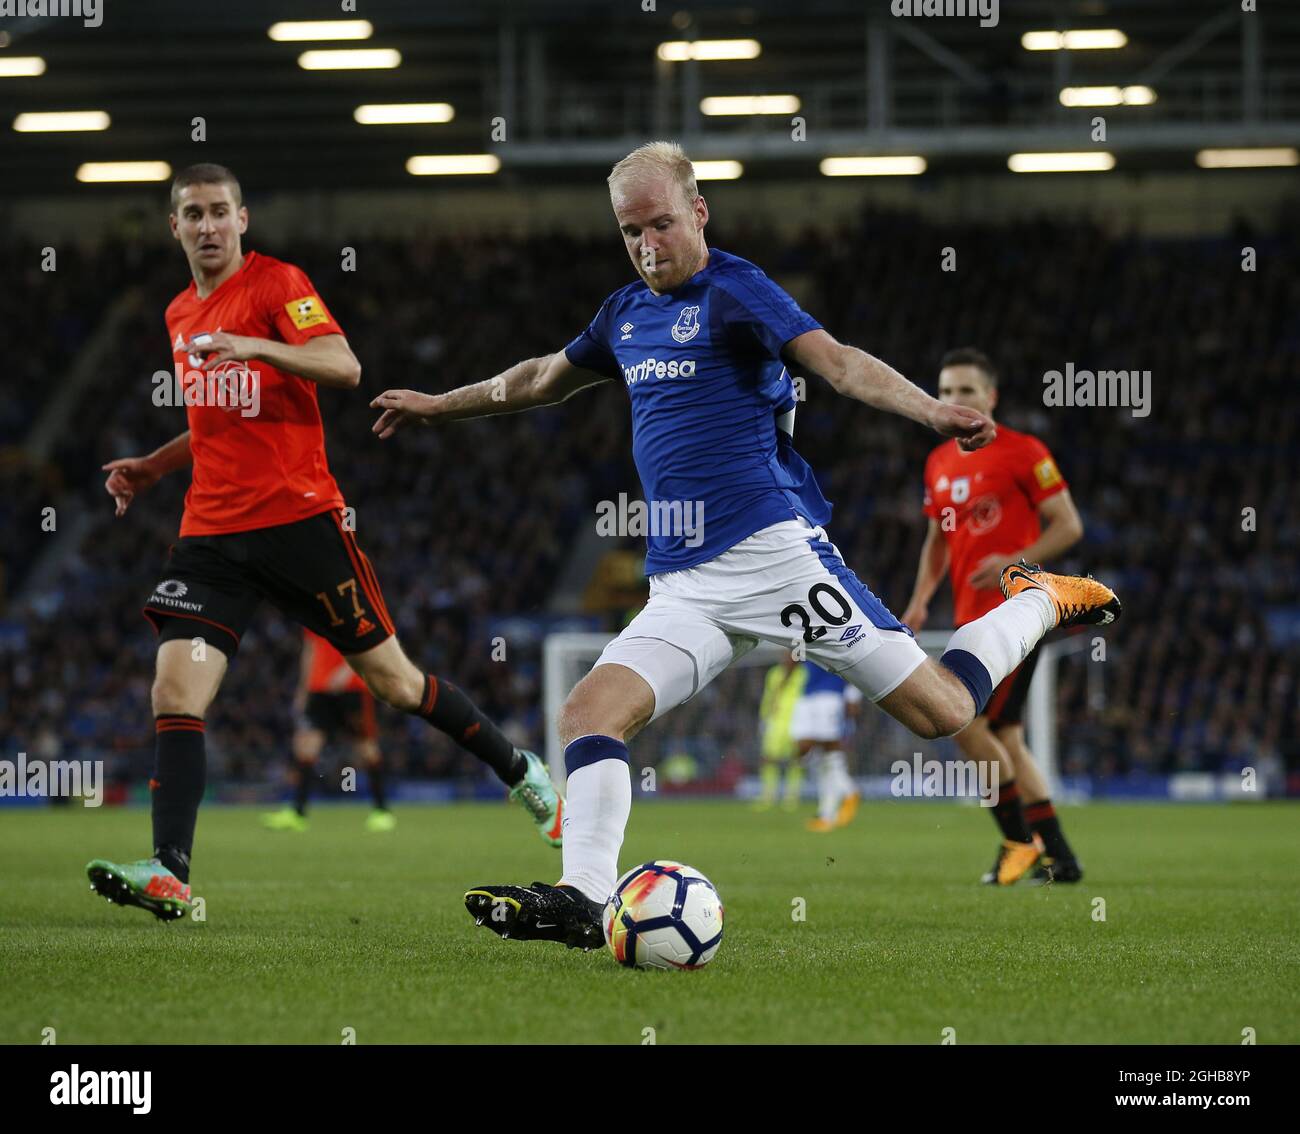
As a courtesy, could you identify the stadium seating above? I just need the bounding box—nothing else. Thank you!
[2,211,1296,790]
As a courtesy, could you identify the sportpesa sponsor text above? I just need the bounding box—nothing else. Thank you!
[622,357,697,385]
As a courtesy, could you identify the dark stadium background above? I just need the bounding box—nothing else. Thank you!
[1,0,1297,806]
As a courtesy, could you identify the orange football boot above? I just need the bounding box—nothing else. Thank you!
[982,839,1041,886]
[999,560,1122,628]
[833,792,861,828]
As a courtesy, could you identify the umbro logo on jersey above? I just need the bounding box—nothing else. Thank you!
[671,305,701,343]
[620,322,635,340]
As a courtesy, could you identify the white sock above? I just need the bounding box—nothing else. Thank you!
[826,749,855,800]
[944,591,1055,692]
[811,747,838,821]
[558,739,631,903]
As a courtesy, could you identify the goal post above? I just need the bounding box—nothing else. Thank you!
[542,631,1066,795]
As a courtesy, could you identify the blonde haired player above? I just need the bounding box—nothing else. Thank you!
[372,141,1120,948]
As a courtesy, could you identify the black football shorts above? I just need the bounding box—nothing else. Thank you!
[304,690,378,740]
[983,643,1042,728]
[143,508,395,659]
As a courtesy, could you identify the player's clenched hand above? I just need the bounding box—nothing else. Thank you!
[102,457,160,518]
[185,331,260,370]
[370,389,440,439]
[931,403,995,451]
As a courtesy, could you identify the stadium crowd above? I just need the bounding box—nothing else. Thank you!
[1,205,1296,793]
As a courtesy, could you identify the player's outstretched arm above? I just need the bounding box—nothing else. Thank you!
[102,430,192,518]
[785,329,994,451]
[901,518,950,631]
[370,351,609,439]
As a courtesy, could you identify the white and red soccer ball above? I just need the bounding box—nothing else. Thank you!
[603,860,724,970]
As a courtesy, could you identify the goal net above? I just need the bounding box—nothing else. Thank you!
[542,631,1069,798]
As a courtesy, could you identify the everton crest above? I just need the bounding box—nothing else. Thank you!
[671,304,701,343]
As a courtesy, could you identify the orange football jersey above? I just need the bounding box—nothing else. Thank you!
[923,426,1067,625]
[164,251,347,537]
[303,628,367,694]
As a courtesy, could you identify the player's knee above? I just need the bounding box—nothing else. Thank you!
[933,699,974,739]
[911,698,972,741]
[151,673,204,718]
[361,666,422,712]
[557,689,639,746]
[906,716,938,741]
[556,693,591,747]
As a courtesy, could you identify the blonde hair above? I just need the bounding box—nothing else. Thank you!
[608,141,698,206]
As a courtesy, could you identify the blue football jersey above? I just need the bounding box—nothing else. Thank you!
[564,248,832,574]
[801,661,847,696]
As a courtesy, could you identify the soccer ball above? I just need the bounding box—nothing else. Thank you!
[603,860,724,970]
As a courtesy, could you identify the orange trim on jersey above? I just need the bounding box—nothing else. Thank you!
[346,527,395,636]
[356,549,395,636]
[157,719,205,733]
[421,675,439,716]
[329,512,395,637]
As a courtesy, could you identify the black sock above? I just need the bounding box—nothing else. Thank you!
[151,714,206,884]
[293,760,313,816]
[414,675,525,786]
[1024,799,1074,860]
[989,779,1033,844]
[368,761,388,810]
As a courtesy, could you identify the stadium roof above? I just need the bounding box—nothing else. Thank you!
[2,0,1298,196]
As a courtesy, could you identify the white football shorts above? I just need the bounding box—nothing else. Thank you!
[790,691,847,743]
[594,519,927,722]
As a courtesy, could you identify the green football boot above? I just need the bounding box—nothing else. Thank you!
[365,808,397,833]
[509,750,564,847]
[262,807,308,832]
[86,857,191,921]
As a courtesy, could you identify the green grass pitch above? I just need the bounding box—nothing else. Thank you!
[1,800,1296,1044]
